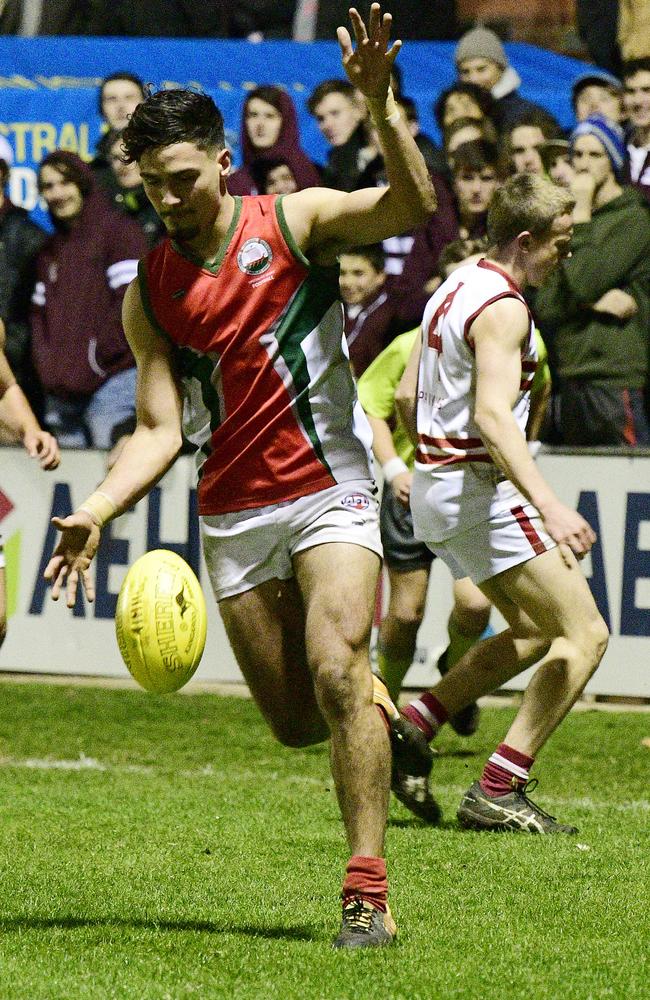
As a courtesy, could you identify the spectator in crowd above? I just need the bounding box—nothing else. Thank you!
[228,85,320,195]
[92,72,146,185]
[0,136,47,416]
[572,69,625,124]
[31,152,147,452]
[249,158,300,195]
[443,115,499,163]
[623,58,650,203]
[535,116,650,447]
[454,25,560,131]
[434,81,498,136]
[501,111,564,176]
[339,244,412,378]
[450,139,505,240]
[540,138,574,188]
[96,130,165,248]
[387,143,504,323]
[308,79,374,191]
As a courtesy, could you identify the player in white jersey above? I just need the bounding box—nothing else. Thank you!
[396,174,609,833]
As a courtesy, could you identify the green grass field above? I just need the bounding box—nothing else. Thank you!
[0,681,647,1000]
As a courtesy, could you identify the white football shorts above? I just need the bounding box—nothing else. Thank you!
[427,501,556,585]
[201,480,382,601]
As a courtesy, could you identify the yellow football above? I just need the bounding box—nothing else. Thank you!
[115,549,207,693]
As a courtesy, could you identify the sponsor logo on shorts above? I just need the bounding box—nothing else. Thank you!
[341,493,370,512]
[237,238,273,275]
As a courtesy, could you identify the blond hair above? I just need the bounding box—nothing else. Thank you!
[487,173,574,247]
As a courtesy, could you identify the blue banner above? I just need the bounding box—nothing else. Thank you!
[0,35,589,228]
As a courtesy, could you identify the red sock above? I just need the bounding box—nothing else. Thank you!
[480,742,535,798]
[402,692,448,742]
[342,855,388,913]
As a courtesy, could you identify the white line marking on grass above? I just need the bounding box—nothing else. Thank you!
[0,757,645,811]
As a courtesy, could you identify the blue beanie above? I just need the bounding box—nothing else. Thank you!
[570,115,626,178]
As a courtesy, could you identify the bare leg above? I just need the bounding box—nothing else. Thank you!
[294,544,390,857]
[377,566,429,699]
[218,577,329,747]
[448,577,491,650]
[431,547,608,755]
[482,547,609,757]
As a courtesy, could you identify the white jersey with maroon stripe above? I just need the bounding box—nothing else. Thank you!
[411,258,537,542]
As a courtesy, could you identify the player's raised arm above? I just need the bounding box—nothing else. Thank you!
[45,279,184,607]
[284,4,436,262]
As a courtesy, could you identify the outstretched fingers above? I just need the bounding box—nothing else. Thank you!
[336,25,353,59]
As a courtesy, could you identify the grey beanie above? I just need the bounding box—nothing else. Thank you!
[455,26,508,70]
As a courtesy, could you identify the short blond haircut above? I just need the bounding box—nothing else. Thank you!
[487,173,574,247]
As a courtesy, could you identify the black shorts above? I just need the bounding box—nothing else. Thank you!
[380,486,435,573]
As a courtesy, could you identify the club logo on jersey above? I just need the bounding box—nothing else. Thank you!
[237,238,273,275]
[341,493,370,512]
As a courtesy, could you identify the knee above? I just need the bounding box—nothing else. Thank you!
[386,601,425,633]
[452,595,491,636]
[583,616,609,669]
[312,655,367,724]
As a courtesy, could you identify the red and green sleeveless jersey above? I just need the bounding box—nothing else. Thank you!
[139,194,373,515]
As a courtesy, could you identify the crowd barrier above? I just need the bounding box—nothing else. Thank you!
[0,34,588,229]
[1,446,649,696]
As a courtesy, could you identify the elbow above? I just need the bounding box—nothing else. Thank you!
[474,407,498,441]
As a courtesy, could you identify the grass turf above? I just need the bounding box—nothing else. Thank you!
[0,682,647,999]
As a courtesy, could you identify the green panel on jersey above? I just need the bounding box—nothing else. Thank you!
[272,266,341,475]
[174,348,223,479]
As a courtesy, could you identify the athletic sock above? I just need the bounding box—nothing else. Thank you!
[342,855,388,913]
[445,619,494,670]
[402,692,448,742]
[479,742,535,798]
[376,646,412,703]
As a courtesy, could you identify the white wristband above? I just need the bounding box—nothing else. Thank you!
[382,456,409,483]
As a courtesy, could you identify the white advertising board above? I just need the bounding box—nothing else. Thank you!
[0,448,649,696]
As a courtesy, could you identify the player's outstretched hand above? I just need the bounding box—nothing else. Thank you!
[44,512,101,607]
[541,501,596,564]
[24,429,60,470]
[337,3,401,100]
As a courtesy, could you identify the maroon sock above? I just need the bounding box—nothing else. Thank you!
[342,855,388,913]
[480,742,535,798]
[402,692,449,742]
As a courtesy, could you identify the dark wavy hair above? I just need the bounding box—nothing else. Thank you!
[37,150,94,197]
[434,82,496,131]
[121,89,226,163]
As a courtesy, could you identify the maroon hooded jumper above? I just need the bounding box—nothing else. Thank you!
[228,87,321,195]
[31,152,147,399]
